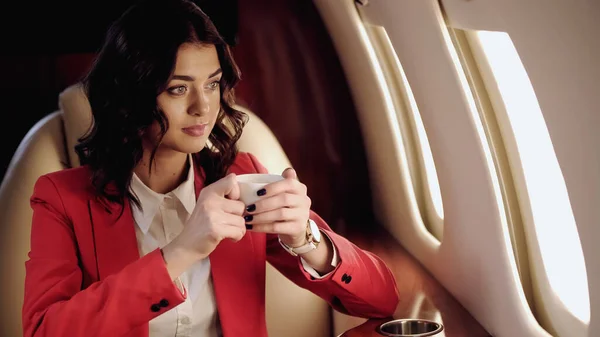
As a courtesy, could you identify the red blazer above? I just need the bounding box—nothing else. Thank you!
[22,152,399,337]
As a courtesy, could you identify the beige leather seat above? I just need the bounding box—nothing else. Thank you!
[0,83,331,337]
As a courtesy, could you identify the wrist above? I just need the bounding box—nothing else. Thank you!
[278,220,322,257]
[164,242,204,263]
[161,241,204,280]
[279,234,307,248]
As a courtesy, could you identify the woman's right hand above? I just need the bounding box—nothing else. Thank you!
[161,173,246,280]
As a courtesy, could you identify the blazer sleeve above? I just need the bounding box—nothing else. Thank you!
[22,175,187,337]
[245,153,399,318]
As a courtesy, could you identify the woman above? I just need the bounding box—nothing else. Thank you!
[22,0,399,336]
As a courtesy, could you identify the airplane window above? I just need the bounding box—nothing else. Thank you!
[366,26,444,240]
[468,30,590,327]
[395,40,445,223]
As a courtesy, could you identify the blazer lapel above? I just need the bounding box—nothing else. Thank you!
[193,162,263,336]
[86,157,264,335]
[88,197,140,280]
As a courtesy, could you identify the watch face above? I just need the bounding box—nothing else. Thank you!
[309,220,321,242]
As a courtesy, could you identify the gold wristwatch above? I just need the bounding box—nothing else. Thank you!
[278,219,321,256]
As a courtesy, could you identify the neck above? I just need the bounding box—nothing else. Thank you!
[134,149,190,194]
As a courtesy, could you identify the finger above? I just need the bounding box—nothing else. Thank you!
[259,177,307,199]
[216,222,246,242]
[248,221,296,235]
[246,207,306,225]
[210,173,241,200]
[282,168,297,180]
[220,198,246,216]
[220,212,246,230]
[247,193,306,214]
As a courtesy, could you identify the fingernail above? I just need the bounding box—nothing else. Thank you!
[257,188,266,196]
[244,215,253,222]
[246,204,256,212]
[245,224,253,230]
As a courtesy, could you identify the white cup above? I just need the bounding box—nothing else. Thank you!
[236,173,285,205]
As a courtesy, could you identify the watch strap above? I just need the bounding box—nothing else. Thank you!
[278,219,320,256]
[278,237,318,256]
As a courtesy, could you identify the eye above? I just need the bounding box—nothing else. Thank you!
[207,80,220,91]
[167,85,187,95]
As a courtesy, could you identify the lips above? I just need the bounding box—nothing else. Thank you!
[182,124,208,137]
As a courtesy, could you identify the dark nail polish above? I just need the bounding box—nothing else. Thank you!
[246,204,256,212]
[257,188,266,196]
[245,224,253,230]
[244,215,253,222]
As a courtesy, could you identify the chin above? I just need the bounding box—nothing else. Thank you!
[170,138,208,154]
[179,144,207,154]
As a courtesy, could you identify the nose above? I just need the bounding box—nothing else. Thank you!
[188,88,210,116]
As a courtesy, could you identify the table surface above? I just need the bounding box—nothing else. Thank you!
[335,228,492,337]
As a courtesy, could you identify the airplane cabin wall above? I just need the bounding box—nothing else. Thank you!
[441,2,600,335]
[313,0,599,336]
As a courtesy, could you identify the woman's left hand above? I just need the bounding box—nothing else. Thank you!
[244,168,311,247]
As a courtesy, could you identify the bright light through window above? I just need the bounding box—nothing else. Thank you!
[397,61,444,220]
[475,31,590,324]
[376,27,444,223]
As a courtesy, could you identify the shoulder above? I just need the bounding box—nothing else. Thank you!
[33,166,94,201]
[229,152,268,175]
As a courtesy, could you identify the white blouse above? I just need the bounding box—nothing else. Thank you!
[130,155,337,337]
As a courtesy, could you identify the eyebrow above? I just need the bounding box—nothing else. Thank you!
[171,68,222,82]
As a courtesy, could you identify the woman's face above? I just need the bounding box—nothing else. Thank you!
[149,43,222,155]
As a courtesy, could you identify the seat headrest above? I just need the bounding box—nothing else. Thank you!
[58,83,93,168]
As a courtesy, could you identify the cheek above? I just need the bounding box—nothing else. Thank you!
[145,108,175,143]
[156,103,184,134]
[209,93,222,119]
[158,100,180,122]
[144,122,165,144]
